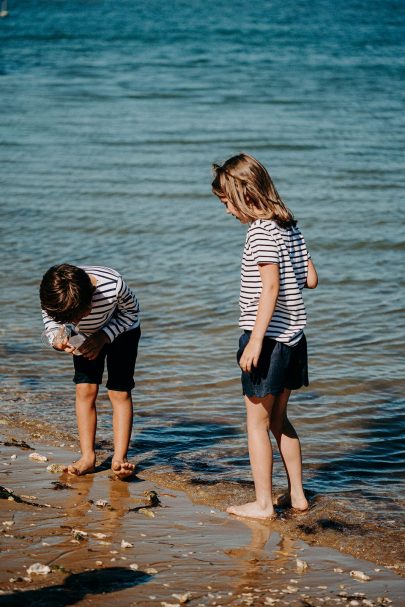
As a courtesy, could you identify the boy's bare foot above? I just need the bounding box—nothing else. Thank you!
[67,455,96,476]
[227,501,276,520]
[111,459,135,479]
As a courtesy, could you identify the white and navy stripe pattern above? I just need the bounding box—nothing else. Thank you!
[240,220,309,346]
[42,265,140,343]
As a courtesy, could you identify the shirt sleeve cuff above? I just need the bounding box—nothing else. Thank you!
[102,327,114,343]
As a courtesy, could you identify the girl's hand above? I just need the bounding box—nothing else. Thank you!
[239,336,263,373]
[79,331,110,360]
[53,337,76,355]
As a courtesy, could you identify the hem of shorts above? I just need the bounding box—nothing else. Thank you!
[73,379,102,385]
[105,383,135,392]
[242,388,284,397]
[242,380,308,398]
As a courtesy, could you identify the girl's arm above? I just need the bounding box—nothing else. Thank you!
[305,259,318,289]
[239,263,279,373]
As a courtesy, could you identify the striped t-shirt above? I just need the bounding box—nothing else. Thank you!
[42,265,140,343]
[240,220,310,346]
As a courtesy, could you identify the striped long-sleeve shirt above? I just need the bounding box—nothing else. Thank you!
[42,265,140,343]
[239,220,310,346]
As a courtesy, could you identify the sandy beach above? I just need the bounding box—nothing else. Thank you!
[0,414,403,607]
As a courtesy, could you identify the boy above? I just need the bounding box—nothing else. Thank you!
[40,264,141,479]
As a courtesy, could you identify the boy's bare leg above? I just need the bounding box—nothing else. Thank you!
[68,383,98,475]
[227,394,276,519]
[270,389,308,511]
[108,389,135,479]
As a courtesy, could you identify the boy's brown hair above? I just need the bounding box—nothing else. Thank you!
[40,264,94,324]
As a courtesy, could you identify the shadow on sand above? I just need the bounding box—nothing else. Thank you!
[0,567,151,606]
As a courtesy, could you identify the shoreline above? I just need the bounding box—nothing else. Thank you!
[0,414,403,606]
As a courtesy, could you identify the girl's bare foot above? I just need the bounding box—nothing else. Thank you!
[111,458,135,479]
[67,454,96,476]
[275,492,309,512]
[290,494,309,512]
[227,501,276,520]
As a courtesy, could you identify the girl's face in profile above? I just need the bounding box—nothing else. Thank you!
[219,195,249,224]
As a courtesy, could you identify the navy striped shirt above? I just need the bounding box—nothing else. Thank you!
[240,220,310,346]
[42,265,140,343]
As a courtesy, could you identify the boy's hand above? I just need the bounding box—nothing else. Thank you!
[239,336,263,373]
[53,337,76,355]
[79,331,110,360]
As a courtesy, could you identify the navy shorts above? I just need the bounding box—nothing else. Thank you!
[73,326,141,392]
[237,331,308,398]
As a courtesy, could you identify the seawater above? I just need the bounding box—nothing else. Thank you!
[0,0,404,543]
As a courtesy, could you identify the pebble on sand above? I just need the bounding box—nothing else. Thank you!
[172,592,192,604]
[296,558,308,572]
[350,570,371,581]
[29,453,48,462]
[121,540,133,549]
[138,508,155,518]
[71,529,88,541]
[27,563,51,575]
[283,585,299,593]
[46,463,66,473]
[95,499,109,508]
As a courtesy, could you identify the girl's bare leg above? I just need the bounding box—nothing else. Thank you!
[227,394,276,519]
[108,389,135,479]
[270,389,308,511]
[68,383,98,475]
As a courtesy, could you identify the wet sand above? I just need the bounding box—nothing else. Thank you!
[0,415,403,606]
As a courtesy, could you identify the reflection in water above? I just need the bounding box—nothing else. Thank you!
[225,518,299,597]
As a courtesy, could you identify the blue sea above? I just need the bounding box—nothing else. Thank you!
[0,0,404,548]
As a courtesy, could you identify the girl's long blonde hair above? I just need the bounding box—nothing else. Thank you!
[212,153,296,228]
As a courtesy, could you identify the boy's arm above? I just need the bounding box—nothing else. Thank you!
[41,310,75,353]
[239,263,279,373]
[42,310,61,341]
[71,276,140,361]
[101,276,140,343]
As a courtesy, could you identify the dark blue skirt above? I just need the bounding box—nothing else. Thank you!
[237,331,309,398]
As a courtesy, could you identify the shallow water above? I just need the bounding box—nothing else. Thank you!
[0,0,404,553]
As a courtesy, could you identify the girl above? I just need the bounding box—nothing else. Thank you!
[212,153,318,519]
